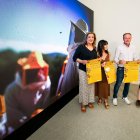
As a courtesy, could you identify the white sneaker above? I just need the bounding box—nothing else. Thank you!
[113,98,118,106]
[123,97,131,105]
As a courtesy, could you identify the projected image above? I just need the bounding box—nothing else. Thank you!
[0,0,93,139]
[56,19,89,96]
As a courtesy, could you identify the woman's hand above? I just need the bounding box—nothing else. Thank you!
[76,58,87,65]
[81,60,88,65]
[98,57,102,61]
[101,62,106,67]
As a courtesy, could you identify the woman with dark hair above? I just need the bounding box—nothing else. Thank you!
[73,32,97,112]
[96,40,110,109]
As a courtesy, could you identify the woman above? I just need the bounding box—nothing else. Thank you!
[73,32,97,112]
[96,40,110,109]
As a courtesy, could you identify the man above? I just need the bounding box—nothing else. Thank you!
[113,33,138,106]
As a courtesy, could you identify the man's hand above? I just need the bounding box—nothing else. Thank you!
[136,59,140,64]
[119,60,126,64]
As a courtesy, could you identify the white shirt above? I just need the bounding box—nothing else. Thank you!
[114,43,138,67]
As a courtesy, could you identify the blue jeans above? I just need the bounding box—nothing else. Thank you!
[113,67,130,98]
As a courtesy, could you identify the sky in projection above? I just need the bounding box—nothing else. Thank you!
[0,0,92,54]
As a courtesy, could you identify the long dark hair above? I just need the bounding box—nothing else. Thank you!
[97,40,109,57]
[83,32,96,48]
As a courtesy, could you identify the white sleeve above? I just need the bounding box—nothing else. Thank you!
[133,46,138,60]
[114,46,120,64]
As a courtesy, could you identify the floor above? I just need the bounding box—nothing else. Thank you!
[27,84,140,140]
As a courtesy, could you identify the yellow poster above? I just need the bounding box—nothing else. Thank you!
[86,59,102,84]
[104,61,116,84]
[123,61,139,83]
